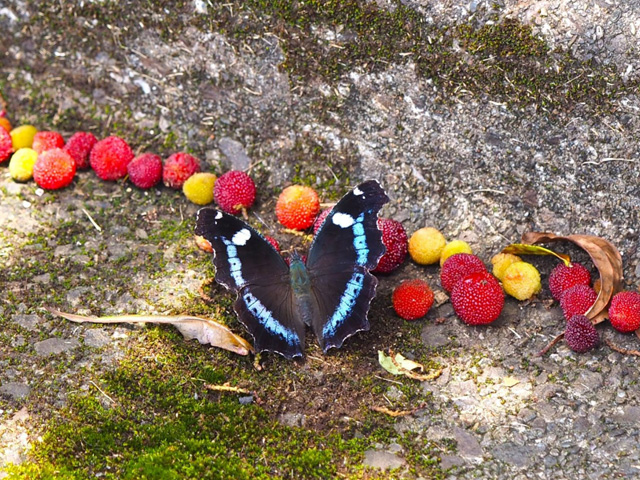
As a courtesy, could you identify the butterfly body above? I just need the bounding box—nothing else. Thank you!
[195,180,389,358]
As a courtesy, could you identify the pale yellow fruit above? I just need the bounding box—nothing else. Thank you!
[8,147,38,181]
[491,252,523,281]
[502,261,541,300]
[183,172,217,205]
[440,240,473,266]
[408,227,446,265]
[10,125,38,150]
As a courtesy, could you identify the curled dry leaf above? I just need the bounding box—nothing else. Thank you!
[502,243,571,266]
[520,232,623,324]
[378,350,443,381]
[46,307,253,356]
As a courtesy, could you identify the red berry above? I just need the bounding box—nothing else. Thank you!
[0,127,13,163]
[548,262,591,301]
[32,131,65,154]
[275,185,320,229]
[313,208,332,234]
[33,148,76,190]
[162,152,201,189]
[127,153,163,189]
[608,291,640,333]
[214,170,257,215]
[373,218,408,274]
[63,131,97,169]
[451,271,504,325]
[392,279,434,320]
[565,315,599,353]
[440,253,487,293]
[560,284,597,320]
[90,136,134,180]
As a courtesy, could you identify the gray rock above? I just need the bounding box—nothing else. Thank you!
[11,314,42,331]
[453,427,483,462]
[363,449,406,470]
[492,442,537,469]
[421,324,451,347]
[34,338,80,356]
[440,454,465,470]
[218,137,252,171]
[83,329,111,348]
[0,382,31,400]
[613,406,640,424]
[278,412,306,427]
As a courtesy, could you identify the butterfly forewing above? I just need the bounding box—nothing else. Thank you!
[195,208,305,357]
[306,180,389,351]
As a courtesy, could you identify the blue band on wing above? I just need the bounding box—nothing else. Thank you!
[323,271,365,338]
[353,213,369,265]
[223,239,245,286]
[242,291,299,346]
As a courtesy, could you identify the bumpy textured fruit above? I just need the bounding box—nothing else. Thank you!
[90,136,134,180]
[10,125,37,150]
[183,172,217,205]
[608,291,640,333]
[373,218,408,274]
[491,253,522,281]
[392,279,434,321]
[440,253,487,293]
[32,148,76,190]
[214,170,257,215]
[560,284,597,320]
[313,209,332,234]
[440,240,473,266]
[9,148,38,181]
[127,153,163,189]
[451,271,504,325]
[565,315,599,353]
[0,127,13,163]
[408,227,446,265]
[163,152,201,189]
[275,184,320,230]
[0,117,11,133]
[32,131,65,154]
[502,261,542,301]
[548,262,591,301]
[64,131,97,169]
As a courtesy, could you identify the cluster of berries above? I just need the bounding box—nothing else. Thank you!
[0,113,260,213]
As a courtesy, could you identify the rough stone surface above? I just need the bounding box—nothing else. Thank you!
[363,449,407,471]
[33,338,80,356]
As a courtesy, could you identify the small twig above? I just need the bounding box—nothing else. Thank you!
[462,188,506,195]
[373,375,403,385]
[81,208,102,232]
[198,277,217,303]
[90,380,117,405]
[536,332,564,356]
[604,337,640,356]
[371,402,429,417]
[205,384,252,394]
[582,157,637,166]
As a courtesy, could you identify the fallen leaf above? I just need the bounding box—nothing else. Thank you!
[46,307,253,356]
[378,350,443,381]
[520,232,623,323]
[502,376,520,387]
[502,243,571,266]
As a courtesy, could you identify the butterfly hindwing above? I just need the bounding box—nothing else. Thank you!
[306,180,389,351]
[195,208,305,358]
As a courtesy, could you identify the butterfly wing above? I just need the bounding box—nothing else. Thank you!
[306,180,389,351]
[195,208,305,358]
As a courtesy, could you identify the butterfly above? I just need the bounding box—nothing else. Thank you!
[195,180,389,359]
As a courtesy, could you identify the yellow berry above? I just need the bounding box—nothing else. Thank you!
[491,253,523,281]
[183,172,217,205]
[10,125,38,150]
[408,227,446,265]
[440,240,473,266]
[9,147,38,181]
[502,261,541,301]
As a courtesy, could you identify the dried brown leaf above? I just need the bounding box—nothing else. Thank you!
[46,307,253,356]
[520,232,623,323]
[502,243,571,265]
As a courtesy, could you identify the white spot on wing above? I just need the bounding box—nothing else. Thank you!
[332,212,355,228]
[215,211,223,220]
[353,187,363,196]
[232,228,251,246]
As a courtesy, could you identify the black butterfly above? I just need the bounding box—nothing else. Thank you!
[195,180,389,359]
